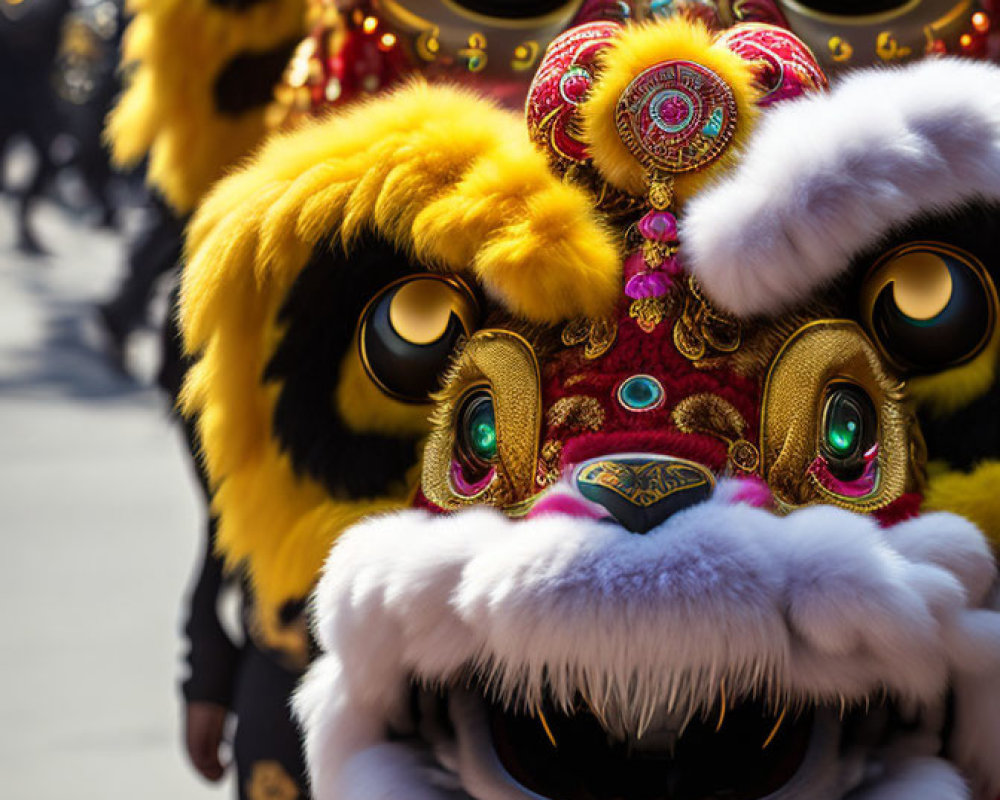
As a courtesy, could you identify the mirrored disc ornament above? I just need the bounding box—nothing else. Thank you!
[615,60,738,175]
[614,59,739,336]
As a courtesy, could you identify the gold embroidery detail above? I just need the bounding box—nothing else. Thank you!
[761,320,914,513]
[546,396,605,432]
[630,296,668,333]
[673,277,741,362]
[537,440,563,488]
[423,330,541,510]
[648,179,674,211]
[729,439,761,473]
[672,393,760,474]
[246,761,300,800]
[576,458,715,508]
[642,238,676,265]
[562,317,618,360]
[673,393,746,441]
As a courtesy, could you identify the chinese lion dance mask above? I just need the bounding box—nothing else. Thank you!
[180,16,1000,800]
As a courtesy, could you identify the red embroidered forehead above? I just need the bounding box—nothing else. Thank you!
[539,295,764,486]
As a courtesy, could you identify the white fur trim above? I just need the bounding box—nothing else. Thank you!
[295,486,1000,799]
[680,58,1000,316]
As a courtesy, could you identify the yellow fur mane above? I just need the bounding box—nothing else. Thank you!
[909,329,999,417]
[179,83,620,643]
[924,460,1000,547]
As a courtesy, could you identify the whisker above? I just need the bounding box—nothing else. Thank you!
[715,678,727,733]
[537,706,558,749]
[762,706,788,750]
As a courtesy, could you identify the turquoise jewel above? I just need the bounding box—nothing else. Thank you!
[702,108,724,138]
[618,375,665,412]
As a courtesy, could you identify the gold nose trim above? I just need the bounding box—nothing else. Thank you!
[575,455,715,509]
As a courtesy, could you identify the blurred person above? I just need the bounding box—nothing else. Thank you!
[53,0,128,228]
[97,192,185,371]
[0,0,72,254]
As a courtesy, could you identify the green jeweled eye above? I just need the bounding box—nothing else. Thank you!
[455,390,498,484]
[468,401,497,461]
[617,375,665,413]
[827,416,858,456]
[820,384,877,481]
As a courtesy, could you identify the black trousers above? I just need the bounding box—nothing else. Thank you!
[232,641,311,800]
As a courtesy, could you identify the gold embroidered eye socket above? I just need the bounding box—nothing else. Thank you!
[760,320,918,513]
[860,242,997,375]
[422,330,542,511]
[357,274,480,404]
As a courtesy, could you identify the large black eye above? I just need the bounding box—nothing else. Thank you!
[820,384,878,482]
[454,389,498,490]
[861,242,997,375]
[358,275,479,404]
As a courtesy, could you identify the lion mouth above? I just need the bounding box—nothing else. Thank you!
[296,503,1000,800]
[487,695,814,800]
[435,681,860,800]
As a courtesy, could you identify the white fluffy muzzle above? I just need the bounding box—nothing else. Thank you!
[296,485,1000,800]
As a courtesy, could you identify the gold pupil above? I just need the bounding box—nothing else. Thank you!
[388,279,473,345]
[882,251,954,321]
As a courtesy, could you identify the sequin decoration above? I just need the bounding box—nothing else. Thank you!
[546,396,606,430]
[615,60,738,175]
[561,316,619,359]
[716,23,828,107]
[527,21,623,169]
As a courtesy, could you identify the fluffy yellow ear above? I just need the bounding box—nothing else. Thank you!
[580,17,760,201]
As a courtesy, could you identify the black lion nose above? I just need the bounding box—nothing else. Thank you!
[574,454,715,534]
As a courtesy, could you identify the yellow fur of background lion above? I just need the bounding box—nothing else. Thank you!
[106,0,306,213]
[179,83,621,644]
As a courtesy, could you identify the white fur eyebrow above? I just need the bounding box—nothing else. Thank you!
[680,58,1000,316]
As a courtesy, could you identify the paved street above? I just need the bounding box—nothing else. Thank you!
[0,197,227,799]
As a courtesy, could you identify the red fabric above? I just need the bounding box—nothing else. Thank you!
[412,488,444,514]
[716,24,828,106]
[540,300,762,483]
[526,22,622,167]
[873,493,924,527]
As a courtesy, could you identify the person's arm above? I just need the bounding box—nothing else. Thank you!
[181,514,241,782]
[177,407,241,782]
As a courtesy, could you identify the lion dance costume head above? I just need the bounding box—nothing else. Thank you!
[181,14,1000,800]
